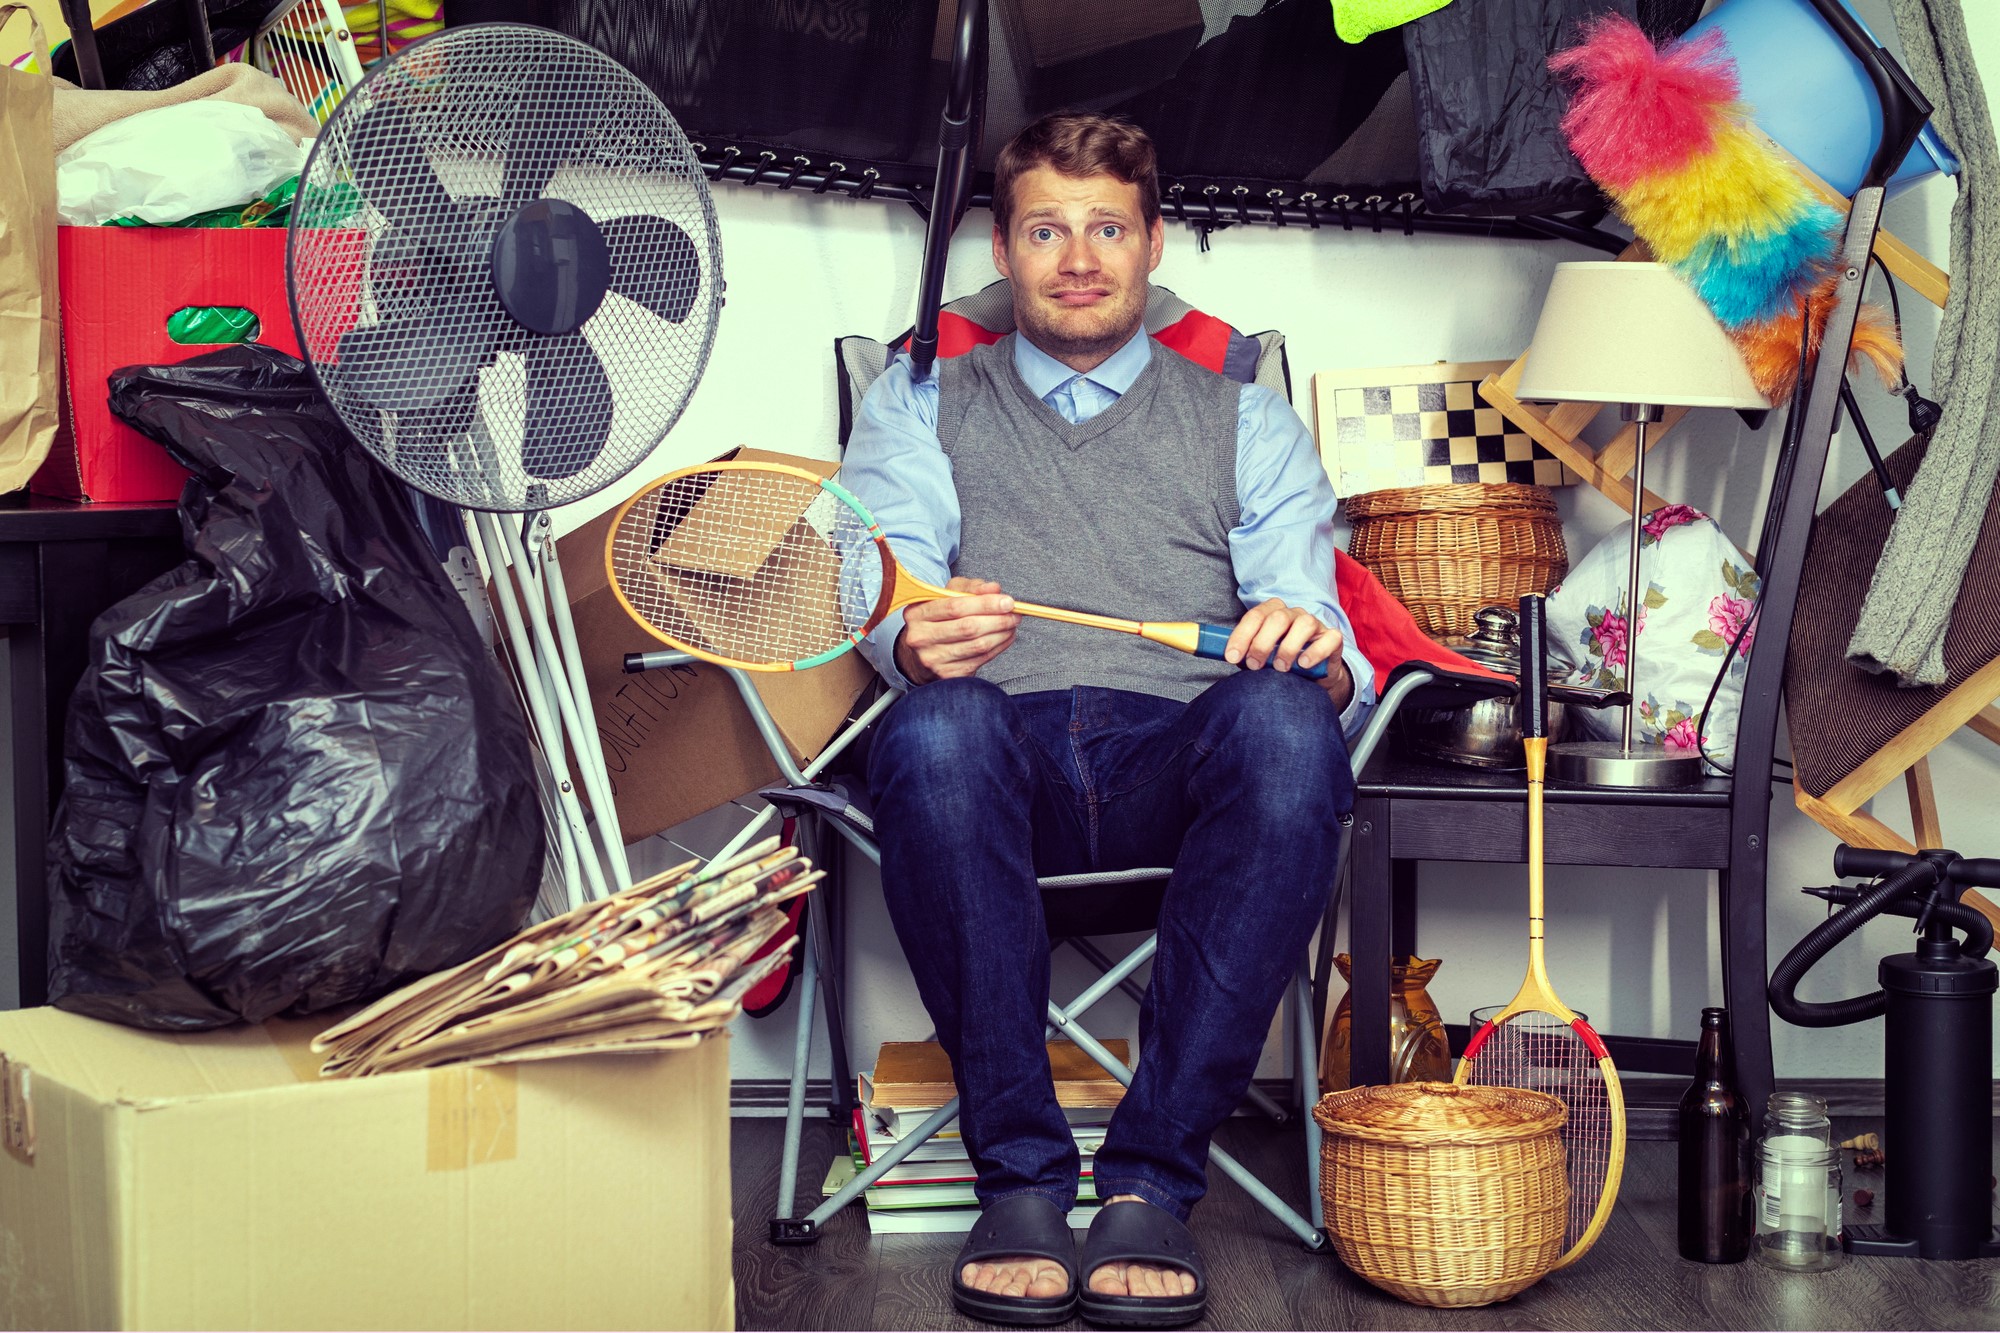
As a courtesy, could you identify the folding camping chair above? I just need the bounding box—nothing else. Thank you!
[621,270,1519,1246]
[623,554,1511,1248]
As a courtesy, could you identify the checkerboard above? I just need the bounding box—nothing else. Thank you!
[1312,361,1575,497]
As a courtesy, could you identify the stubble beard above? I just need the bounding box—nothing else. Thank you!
[1015,281,1148,366]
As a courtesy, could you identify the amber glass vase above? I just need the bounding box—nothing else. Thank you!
[1320,955,1451,1095]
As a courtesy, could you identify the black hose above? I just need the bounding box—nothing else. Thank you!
[1770,862,1935,1027]
[1929,900,1994,959]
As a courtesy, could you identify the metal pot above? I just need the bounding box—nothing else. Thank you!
[1400,605,1622,771]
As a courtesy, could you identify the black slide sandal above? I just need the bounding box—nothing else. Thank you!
[950,1193,1081,1327]
[1077,1201,1207,1329]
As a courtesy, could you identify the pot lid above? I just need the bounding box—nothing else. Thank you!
[1452,605,1521,674]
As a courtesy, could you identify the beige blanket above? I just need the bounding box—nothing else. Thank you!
[53,62,315,153]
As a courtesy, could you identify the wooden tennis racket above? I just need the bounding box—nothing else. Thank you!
[603,459,1329,678]
[1454,592,1627,1268]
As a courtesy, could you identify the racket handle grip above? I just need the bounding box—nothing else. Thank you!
[624,649,697,674]
[1194,623,1329,680]
[1518,594,1547,739]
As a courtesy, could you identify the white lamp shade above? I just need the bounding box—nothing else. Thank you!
[1517,262,1772,410]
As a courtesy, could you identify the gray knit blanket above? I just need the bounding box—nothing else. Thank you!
[1846,0,2000,685]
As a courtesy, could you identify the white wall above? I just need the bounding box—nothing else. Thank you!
[573,0,2000,1088]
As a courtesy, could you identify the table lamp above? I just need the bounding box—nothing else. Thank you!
[1516,262,1772,787]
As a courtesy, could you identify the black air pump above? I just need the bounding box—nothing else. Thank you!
[1769,844,1999,1260]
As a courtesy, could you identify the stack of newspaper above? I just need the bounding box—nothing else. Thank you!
[312,838,815,1076]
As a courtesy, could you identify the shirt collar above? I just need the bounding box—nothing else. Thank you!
[1012,324,1152,401]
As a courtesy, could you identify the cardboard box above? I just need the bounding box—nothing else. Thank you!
[564,447,879,844]
[0,1007,733,1331]
[38,226,305,503]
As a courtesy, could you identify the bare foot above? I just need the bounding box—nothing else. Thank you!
[1086,1197,1197,1299]
[958,1256,1070,1301]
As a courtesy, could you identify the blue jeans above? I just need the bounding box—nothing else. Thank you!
[866,669,1354,1222]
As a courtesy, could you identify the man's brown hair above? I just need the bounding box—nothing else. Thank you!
[991,112,1160,238]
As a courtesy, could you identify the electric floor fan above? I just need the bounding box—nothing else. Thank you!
[286,22,724,906]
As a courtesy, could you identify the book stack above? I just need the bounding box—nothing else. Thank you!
[824,1040,1126,1233]
[312,838,815,1075]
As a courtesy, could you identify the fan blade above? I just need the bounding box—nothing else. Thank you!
[388,401,465,475]
[520,333,614,481]
[347,102,453,229]
[336,315,490,414]
[602,215,702,323]
[500,75,591,203]
[364,228,469,325]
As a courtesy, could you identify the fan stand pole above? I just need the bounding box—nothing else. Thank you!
[475,511,612,907]
[495,516,634,893]
[529,515,635,886]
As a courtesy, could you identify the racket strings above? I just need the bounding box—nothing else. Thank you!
[609,468,882,665]
[1463,1017,1614,1254]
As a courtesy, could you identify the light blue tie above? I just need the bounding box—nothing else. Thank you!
[1049,375,1111,425]
[1051,375,1083,425]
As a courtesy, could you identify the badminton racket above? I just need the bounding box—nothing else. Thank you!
[1454,592,1627,1268]
[604,460,1330,678]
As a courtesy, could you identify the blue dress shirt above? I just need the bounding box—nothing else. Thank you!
[840,327,1376,733]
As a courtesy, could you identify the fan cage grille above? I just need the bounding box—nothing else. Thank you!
[289,23,722,512]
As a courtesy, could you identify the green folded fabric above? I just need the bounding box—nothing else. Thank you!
[166,307,261,345]
[1332,0,1455,44]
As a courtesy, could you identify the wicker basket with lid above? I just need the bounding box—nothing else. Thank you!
[1313,1081,1568,1307]
[1344,483,1567,639]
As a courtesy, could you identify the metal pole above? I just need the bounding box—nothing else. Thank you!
[1620,406,1662,755]
[474,513,609,906]
[497,518,630,892]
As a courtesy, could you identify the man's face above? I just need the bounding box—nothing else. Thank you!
[993,166,1164,370]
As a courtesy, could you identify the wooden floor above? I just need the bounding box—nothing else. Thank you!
[731,1113,2000,1331]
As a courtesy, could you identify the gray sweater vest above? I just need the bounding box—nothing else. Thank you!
[935,334,1244,701]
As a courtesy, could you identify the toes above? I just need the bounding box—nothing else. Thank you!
[965,1258,1070,1300]
[1087,1262,1128,1297]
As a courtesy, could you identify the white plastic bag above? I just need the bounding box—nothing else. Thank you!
[56,99,308,226]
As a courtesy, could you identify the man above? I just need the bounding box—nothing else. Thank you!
[840,111,1371,1329]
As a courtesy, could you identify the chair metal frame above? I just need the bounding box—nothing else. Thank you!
[620,652,1433,1248]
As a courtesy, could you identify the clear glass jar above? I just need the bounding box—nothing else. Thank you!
[1752,1139,1845,1271]
[1761,1092,1834,1149]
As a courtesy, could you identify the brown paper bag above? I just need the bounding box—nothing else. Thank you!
[0,5,59,494]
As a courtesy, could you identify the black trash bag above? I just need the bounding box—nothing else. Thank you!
[46,344,544,1030]
[1402,0,1639,218]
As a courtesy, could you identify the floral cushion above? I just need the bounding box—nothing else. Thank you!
[1547,504,1760,772]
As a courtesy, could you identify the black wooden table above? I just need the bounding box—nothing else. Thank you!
[1345,745,1775,1115]
[0,498,183,1007]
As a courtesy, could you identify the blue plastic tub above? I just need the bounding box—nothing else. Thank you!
[1685,0,1959,198]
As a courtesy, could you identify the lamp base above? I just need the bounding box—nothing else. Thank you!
[1548,739,1705,789]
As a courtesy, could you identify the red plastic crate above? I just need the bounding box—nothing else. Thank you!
[37,226,305,503]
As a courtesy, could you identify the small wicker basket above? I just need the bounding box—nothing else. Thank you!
[1313,1081,1568,1308]
[1345,484,1568,639]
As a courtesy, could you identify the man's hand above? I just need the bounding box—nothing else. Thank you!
[893,577,1022,686]
[1225,598,1355,710]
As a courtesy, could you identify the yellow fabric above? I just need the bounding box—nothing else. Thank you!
[1611,118,1819,261]
[1332,0,1454,44]
[1,0,120,69]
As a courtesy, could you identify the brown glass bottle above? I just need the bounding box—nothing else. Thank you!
[1678,1006,1752,1262]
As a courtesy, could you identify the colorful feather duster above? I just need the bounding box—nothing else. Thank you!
[1550,16,1901,401]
